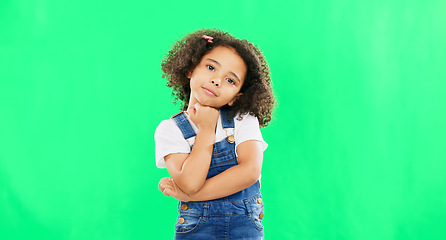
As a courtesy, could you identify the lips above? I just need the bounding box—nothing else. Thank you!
[202,87,217,96]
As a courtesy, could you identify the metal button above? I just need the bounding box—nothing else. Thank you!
[259,212,264,219]
[257,198,263,204]
[181,204,188,211]
[178,217,185,224]
[227,135,235,143]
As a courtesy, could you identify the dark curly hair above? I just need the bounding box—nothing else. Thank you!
[161,29,275,127]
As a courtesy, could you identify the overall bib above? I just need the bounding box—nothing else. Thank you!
[171,109,264,240]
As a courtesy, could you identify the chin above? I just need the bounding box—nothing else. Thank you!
[203,103,221,109]
[197,100,214,107]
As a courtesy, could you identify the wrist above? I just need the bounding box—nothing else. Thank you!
[197,127,216,137]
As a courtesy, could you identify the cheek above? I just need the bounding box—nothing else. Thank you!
[192,70,209,81]
[227,90,241,100]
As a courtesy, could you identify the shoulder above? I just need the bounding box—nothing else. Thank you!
[234,113,260,129]
[155,118,177,135]
[233,112,267,150]
[154,117,190,168]
[154,118,185,142]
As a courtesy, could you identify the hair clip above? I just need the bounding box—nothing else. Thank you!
[201,35,214,43]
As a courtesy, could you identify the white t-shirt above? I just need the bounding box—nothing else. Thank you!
[154,112,268,168]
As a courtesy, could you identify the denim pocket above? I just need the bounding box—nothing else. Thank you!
[175,213,204,236]
[250,204,264,231]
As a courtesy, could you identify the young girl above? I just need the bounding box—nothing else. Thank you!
[155,29,275,239]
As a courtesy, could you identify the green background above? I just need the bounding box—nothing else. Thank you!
[1,0,446,239]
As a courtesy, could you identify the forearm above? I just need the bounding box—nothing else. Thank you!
[172,128,215,194]
[161,141,264,203]
[187,163,260,201]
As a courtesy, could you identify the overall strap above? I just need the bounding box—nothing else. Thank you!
[220,108,234,129]
[172,109,234,139]
[171,112,196,139]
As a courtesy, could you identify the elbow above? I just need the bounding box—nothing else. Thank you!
[246,166,261,185]
[171,173,205,195]
[182,186,201,195]
[178,181,202,195]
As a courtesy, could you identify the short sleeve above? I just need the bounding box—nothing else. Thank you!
[154,119,191,168]
[234,114,268,152]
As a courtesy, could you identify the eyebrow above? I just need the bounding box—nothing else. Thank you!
[206,58,241,83]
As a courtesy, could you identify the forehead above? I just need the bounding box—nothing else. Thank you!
[202,46,247,74]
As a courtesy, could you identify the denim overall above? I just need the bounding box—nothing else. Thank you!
[171,109,264,240]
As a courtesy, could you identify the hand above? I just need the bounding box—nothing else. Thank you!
[188,103,219,131]
[158,177,191,202]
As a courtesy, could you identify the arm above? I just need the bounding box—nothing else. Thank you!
[164,103,219,195]
[160,140,263,201]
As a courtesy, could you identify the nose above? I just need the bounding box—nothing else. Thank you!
[210,77,221,87]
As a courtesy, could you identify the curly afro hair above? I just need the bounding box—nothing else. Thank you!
[161,29,275,127]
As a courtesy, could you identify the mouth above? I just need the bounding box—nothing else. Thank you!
[202,87,217,97]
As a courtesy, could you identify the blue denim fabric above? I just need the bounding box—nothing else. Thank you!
[171,108,264,239]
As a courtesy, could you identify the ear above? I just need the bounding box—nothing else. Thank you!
[228,93,243,106]
[186,71,192,79]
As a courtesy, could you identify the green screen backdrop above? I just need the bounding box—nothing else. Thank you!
[1,0,446,239]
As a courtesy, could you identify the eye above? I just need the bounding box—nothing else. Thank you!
[207,65,215,71]
[226,78,235,85]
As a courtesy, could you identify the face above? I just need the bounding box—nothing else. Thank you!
[187,46,247,109]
